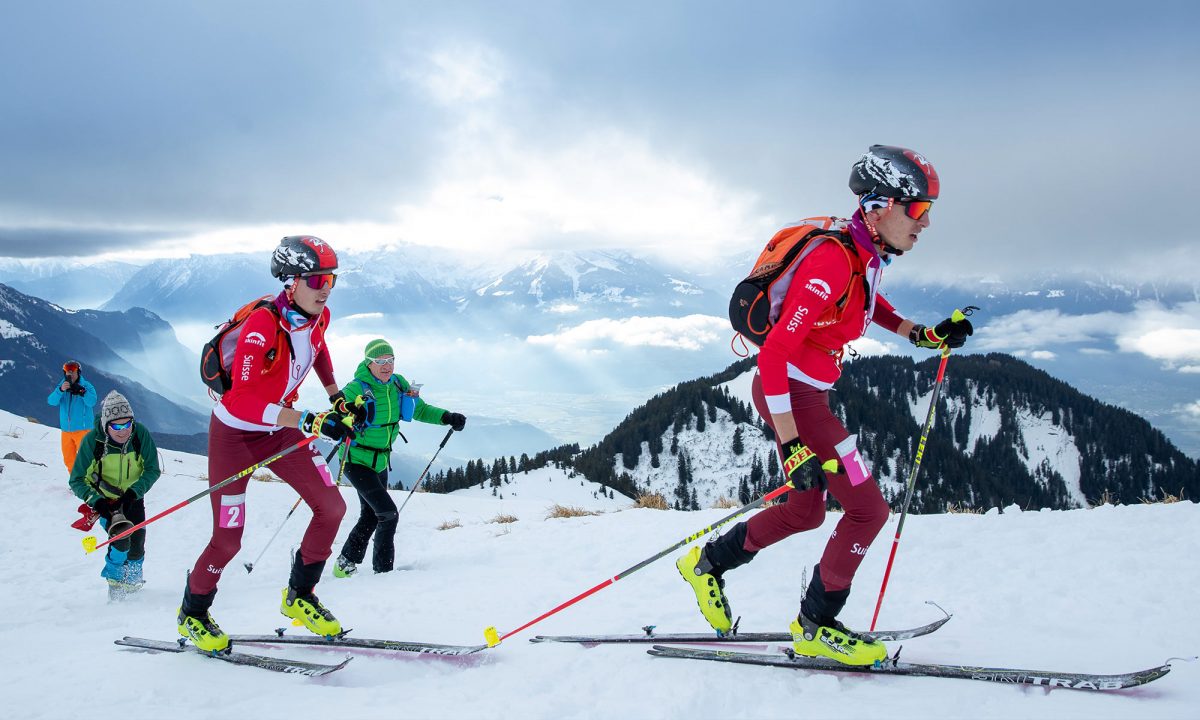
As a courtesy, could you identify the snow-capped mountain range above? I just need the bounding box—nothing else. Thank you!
[64,246,716,329]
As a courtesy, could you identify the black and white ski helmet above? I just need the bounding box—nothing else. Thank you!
[849,145,940,201]
[270,236,338,280]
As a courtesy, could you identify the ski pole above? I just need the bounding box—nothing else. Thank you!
[243,439,349,573]
[82,435,318,554]
[395,427,454,517]
[483,451,838,648]
[243,497,302,574]
[868,336,958,630]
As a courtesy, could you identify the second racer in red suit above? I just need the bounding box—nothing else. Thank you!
[676,145,973,665]
[177,235,368,654]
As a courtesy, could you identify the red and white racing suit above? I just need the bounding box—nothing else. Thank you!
[188,292,345,595]
[746,211,906,592]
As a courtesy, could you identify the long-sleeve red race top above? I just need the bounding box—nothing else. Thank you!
[213,293,335,432]
[757,212,906,415]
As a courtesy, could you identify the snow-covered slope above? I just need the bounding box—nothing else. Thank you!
[1,409,1196,719]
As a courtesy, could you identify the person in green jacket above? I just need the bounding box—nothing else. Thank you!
[333,338,466,576]
[69,390,161,598]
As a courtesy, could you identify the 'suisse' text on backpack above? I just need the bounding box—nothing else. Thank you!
[199,297,289,396]
[728,217,867,348]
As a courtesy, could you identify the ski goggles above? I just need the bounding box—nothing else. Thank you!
[897,199,933,220]
[298,272,337,290]
[107,419,134,431]
[368,355,395,366]
[63,361,81,373]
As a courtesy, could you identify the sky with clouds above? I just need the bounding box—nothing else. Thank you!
[2,1,1198,281]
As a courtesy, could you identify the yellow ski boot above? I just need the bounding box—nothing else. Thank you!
[789,613,887,666]
[280,587,343,637]
[177,606,230,654]
[675,545,733,634]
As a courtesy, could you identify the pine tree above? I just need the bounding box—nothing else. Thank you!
[731,425,744,455]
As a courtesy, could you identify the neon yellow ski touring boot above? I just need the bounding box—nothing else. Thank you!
[177,607,231,654]
[675,545,733,634]
[280,587,343,637]
[789,613,887,666]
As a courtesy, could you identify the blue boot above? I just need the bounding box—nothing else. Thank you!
[101,547,129,582]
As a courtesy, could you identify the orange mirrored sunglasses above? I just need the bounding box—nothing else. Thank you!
[63,361,81,373]
[899,199,933,220]
[298,273,337,290]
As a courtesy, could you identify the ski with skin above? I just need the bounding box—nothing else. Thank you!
[646,644,1173,692]
[115,637,352,676]
[228,629,488,656]
[531,612,951,646]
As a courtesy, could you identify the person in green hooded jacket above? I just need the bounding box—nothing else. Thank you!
[333,338,466,576]
[68,390,161,598]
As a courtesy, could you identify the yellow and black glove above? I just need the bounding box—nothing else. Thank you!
[910,308,974,350]
[299,407,356,442]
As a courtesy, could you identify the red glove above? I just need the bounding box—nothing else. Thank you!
[71,502,100,532]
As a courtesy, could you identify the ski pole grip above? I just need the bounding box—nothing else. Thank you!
[951,308,966,323]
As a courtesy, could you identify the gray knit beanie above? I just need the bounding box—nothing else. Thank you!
[100,390,134,424]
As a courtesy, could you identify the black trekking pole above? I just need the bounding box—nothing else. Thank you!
[244,439,347,573]
[395,428,454,517]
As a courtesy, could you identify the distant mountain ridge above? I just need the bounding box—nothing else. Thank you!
[0,284,207,438]
[95,247,717,329]
[429,354,1198,512]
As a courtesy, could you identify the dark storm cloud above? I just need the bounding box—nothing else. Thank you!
[0,228,178,258]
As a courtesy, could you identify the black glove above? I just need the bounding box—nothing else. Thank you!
[441,411,466,432]
[299,408,356,443]
[328,390,346,406]
[779,438,824,491]
[69,384,87,396]
[89,495,114,514]
[910,313,973,350]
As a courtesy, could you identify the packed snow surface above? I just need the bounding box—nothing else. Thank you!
[0,410,1195,719]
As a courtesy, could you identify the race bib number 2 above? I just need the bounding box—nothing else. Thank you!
[219,493,247,529]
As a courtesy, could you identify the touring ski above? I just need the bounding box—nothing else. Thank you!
[229,629,488,657]
[646,645,1173,692]
[532,610,951,646]
[115,637,351,676]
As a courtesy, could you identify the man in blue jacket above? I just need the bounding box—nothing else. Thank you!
[47,359,98,470]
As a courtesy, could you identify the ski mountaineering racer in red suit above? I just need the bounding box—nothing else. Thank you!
[677,146,974,665]
[177,236,370,654]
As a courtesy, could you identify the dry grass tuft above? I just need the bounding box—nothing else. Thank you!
[437,519,462,531]
[489,513,519,524]
[1140,487,1186,505]
[710,496,740,509]
[546,504,600,519]
[634,493,669,510]
[945,502,982,515]
[1090,489,1119,508]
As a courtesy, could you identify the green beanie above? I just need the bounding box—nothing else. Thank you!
[364,338,394,359]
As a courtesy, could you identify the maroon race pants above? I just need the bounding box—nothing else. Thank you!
[746,374,889,591]
[188,416,346,595]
